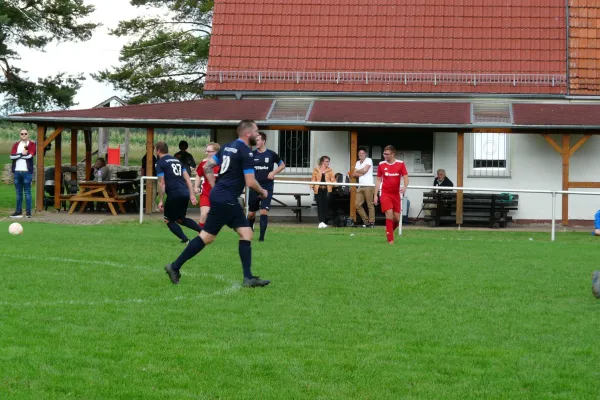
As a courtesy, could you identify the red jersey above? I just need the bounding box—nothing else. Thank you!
[196,160,220,196]
[377,160,408,195]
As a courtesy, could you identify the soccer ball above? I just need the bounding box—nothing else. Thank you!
[9,222,23,235]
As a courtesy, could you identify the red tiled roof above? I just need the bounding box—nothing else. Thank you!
[12,99,273,123]
[309,101,470,125]
[568,2,600,95]
[206,0,567,94]
[513,103,600,126]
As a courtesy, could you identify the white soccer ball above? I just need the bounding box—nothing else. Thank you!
[9,222,23,235]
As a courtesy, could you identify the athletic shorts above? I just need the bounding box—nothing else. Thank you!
[380,193,401,213]
[199,194,211,208]
[595,209,600,230]
[248,188,273,212]
[203,202,249,235]
[163,195,189,222]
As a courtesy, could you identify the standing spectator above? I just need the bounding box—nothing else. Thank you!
[352,147,375,227]
[311,155,336,228]
[174,140,196,175]
[194,142,221,230]
[247,132,285,242]
[141,152,159,211]
[433,169,454,187]
[9,128,36,218]
[374,145,409,244]
[155,141,200,244]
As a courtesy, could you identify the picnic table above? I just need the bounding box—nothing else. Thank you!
[67,181,138,216]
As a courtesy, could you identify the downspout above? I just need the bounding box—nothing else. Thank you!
[566,0,570,96]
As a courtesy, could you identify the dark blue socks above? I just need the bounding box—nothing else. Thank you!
[172,236,206,270]
[259,215,268,241]
[239,240,252,278]
[167,221,188,241]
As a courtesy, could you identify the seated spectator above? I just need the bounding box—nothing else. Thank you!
[433,169,454,187]
[92,158,110,182]
[174,140,196,175]
[310,155,336,228]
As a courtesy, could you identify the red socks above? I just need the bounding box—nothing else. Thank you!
[393,221,399,230]
[385,219,394,243]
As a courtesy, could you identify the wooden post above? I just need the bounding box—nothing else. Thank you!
[145,127,155,214]
[84,130,92,180]
[349,131,358,222]
[562,134,570,226]
[456,132,464,225]
[124,128,130,166]
[53,130,62,209]
[35,125,45,212]
[70,129,78,171]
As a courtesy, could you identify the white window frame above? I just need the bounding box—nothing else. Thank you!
[468,132,511,178]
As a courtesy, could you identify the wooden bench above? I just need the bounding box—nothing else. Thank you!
[270,204,311,223]
[422,191,519,228]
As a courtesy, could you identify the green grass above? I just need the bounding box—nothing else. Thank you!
[1,223,599,399]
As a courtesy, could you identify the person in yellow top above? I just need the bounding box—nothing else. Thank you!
[310,155,336,228]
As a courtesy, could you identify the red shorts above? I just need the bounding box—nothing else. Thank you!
[199,194,211,207]
[380,193,401,213]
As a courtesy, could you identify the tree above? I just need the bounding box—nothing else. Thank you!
[93,0,212,104]
[0,1,98,112]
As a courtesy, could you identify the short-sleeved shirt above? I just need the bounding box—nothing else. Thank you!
[155,154,189,197]
[253,148,282,189]
[174,150,196,173]
[196,160,220,196]
[355,158,374,186]
[377,160,408,195]
[209,139,255,204]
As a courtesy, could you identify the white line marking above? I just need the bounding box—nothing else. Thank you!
[0,254,241,307]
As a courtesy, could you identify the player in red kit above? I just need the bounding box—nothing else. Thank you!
[374,145,409,244]
[193,142,220,229]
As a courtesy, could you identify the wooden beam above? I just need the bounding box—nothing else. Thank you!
[42,127,65,148]
[569,182,600,188]
[84,130,92,181]
[569,134,591,157]
[53,131,62,210]
[542,134,562,154]
[349,131,358,222]
[562,134,570,226]
[145,127,155,215]
[70,129,78,170]
[456,132,464,225]
[471,128,513,133]
[35,126,45,212]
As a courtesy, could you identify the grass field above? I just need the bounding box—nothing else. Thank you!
[1,221,599,399]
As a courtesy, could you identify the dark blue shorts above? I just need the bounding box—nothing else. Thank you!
[163,195,189,222]
[248,188,273,212]
[203,202,249,235]
[595,209,600,230]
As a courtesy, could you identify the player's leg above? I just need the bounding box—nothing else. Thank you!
[258,189,273,241]
[176,197,201,233]
[247,191,260,230]
[592,270,600,298]
[165,204,223,284]
[231,204,270,287]
[392,196,401,231]
[380,195,395,244]
[199,195,211,229]
[164,196,189,243]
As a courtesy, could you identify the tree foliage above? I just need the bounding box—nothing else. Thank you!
[93,0,213,104]
[0,0,97,112]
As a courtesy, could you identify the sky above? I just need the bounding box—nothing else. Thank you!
[15,0,159,109]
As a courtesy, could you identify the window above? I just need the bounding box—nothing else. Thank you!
[278,130,311,173]
[357,132,434,175]
[469,132,510,177]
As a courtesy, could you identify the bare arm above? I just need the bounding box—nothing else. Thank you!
[374,176,381,204]
[183,170,198,205]
[203,159,217,188]
[244,173,266,197]
[402,175,409,194]
[157,176,166,200]
[268,161,286,180]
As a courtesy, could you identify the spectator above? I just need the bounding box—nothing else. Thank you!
[92,158,110,182]
[310,155,336,228]
[9,128,36,218]
[174,140,196,175]
[433,169,454,187]
[352,147,375,227]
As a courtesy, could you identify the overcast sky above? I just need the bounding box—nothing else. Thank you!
[15,0,158,109]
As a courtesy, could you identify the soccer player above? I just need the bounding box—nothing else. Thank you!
[164,120,271,288]
[373,145,409,244]
[194,142,221,230]
[247,132,285,242]
[155,141,200,244]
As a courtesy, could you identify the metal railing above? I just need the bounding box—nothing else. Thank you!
[139,176,600,241]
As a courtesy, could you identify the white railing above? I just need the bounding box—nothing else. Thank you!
[139,176,600,241]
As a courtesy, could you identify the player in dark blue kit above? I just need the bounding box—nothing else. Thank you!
[164,120,271,288]
[247,132,285,242]
[154,141,200,243]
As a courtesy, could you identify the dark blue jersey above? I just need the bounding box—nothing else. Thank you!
[210,139,255,204]
[156,154,190,197]
[253,148,282,188]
